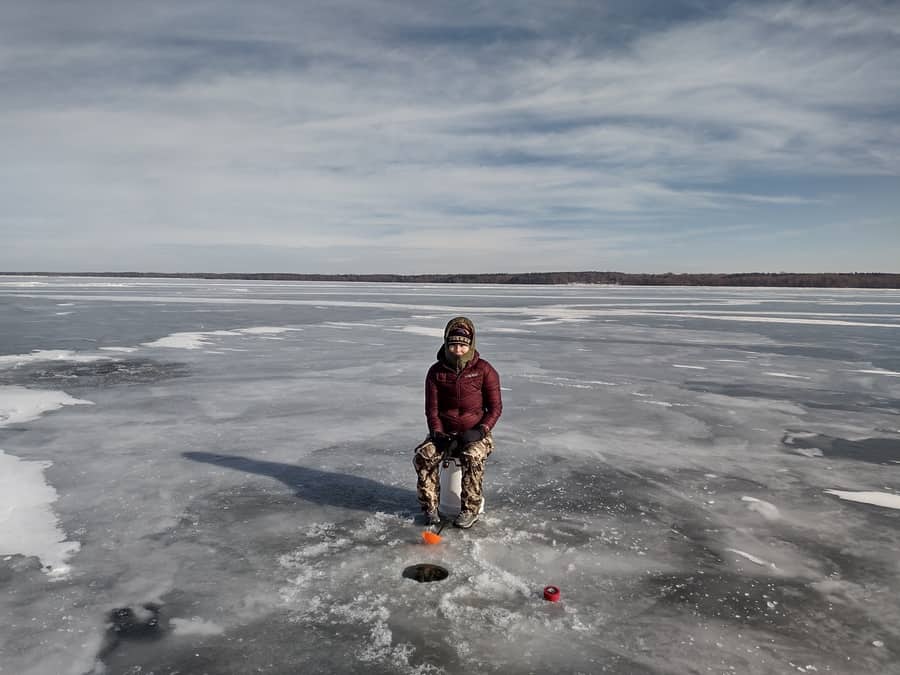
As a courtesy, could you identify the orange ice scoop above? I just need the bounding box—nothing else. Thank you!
[421,520,448,544]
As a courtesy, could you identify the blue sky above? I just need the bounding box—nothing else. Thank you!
[1,0,898,274]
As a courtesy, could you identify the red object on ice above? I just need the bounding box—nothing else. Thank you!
[543,585,561,602]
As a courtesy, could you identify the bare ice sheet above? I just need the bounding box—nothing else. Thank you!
[0,278,899,674]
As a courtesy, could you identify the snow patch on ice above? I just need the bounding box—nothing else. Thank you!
[853,369,900,377]
[99,346,138,353]
[697,393,807,415]
[0,385,94,427]
[824,490,900,510]
[523,375,615,389]
[325,322,382,329]
[781,432,824,458]
[142,330,237,349]
[0,350,111,368]
[0,450,81,577]
[782,431,818,445]
[741,496,781,521]
[725,548,777,568]
[66,282,134,287]
[236,326,300,335]
[523,317,590,325]
[796,447,824,458]
[396,326,444,338]
[170,617,226,636]
[647,312,900,329]
[781,431,825,458]
[142,326,300,349]
[764,372,811,380]
[672,364,707,370]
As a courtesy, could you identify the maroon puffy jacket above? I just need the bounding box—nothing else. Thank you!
[425,349,502,434]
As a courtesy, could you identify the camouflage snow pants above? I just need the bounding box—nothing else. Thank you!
[413,432,494,514]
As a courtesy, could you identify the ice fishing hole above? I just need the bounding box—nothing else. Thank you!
[402,563,449,582]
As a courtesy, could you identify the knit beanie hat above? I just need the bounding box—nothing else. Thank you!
[446,325,473,347]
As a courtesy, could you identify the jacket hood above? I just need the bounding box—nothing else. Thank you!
[440,316,477,371]
[443,316,476,350]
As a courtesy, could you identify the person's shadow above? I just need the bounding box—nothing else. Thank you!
[183,451,417,514]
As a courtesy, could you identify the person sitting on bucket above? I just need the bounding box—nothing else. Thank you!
[414,317,502,529]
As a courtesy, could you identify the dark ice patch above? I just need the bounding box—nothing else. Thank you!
[0,554,45,584]
[666,520,728,567]
[402,563,449,583]
[98,603,165,662]
[647,572,824,629]
[787,532,898,580]
[643,570,891,662]
[676,467,769,492]
[493,459,670,522]
[108,604,162,637]
[684,381,900,414]
[0,358,189,387]
[782,432,900,464]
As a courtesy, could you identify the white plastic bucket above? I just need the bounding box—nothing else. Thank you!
[438,456,485,517]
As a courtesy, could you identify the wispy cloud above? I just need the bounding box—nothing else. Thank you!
[1,1,898,272]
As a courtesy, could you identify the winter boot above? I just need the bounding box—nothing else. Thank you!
[453,511,479,529]
[424,510,441,526]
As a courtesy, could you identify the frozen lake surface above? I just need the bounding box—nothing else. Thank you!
[1,277,899,674]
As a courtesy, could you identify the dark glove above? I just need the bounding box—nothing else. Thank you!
[431,431,454,453]
[459,427,486,445]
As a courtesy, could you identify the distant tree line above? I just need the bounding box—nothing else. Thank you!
[4,271,900,287]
